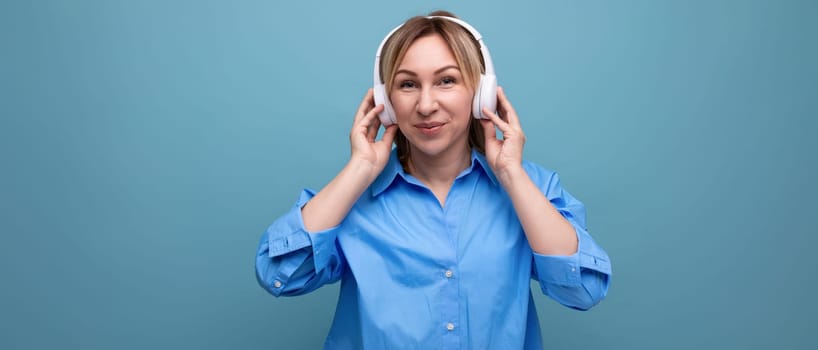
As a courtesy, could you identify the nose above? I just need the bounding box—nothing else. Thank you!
[416,86,438,117]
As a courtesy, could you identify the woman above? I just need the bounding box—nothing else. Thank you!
[256,11,611,349]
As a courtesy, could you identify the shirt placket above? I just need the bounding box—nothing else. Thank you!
[439,172,473,349]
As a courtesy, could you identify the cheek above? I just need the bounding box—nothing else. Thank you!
[441,91,474,119]
[389,92,416,118]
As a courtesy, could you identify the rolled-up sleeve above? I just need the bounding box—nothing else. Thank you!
[255,189,346,297]
[528,167,612,310]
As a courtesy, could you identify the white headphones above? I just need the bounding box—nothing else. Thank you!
[373,16,497,126]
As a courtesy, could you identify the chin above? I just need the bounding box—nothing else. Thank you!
[411,145,446,158]
[407,137,463,159]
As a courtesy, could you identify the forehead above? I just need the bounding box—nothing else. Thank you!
[398,34,458,71]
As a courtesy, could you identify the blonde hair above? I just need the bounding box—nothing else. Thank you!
[379,10,487,167]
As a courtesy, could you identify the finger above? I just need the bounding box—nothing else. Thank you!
[496,87,520,127]
[482,106,511,133]
[380,124,399,145]
[354,89,375,124]
[359,103,384,130]
[480,118,497,143]
[366,114,382,142]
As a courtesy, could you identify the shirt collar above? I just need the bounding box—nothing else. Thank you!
[370,148,498,197]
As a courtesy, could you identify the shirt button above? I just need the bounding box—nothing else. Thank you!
[446,323,455,331]
[273,280,282,288]
[445,270,453,278]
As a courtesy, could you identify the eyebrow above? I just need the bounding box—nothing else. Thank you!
[395,65,460,77]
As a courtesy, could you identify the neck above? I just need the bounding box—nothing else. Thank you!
[407,144,472,188]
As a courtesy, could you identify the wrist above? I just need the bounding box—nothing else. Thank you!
[496,164,527,188]
[346,156,381,183]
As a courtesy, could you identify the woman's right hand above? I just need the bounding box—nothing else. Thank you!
[349,89,398,180]
[301,89,398,233]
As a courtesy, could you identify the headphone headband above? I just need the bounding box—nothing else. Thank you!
[374,16,495,84]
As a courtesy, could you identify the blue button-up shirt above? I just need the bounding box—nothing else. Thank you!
[256,150,612,349]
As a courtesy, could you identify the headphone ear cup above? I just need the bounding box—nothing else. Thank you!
[473,75,498,119]
[373,83,396,125]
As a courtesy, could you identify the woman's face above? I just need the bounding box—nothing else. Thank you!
[390,33,473,160]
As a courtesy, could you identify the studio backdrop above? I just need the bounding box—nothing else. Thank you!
[1,0,816,349]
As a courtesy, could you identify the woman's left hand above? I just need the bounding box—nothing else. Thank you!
[481,86,526,181]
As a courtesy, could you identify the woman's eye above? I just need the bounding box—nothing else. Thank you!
[440,77,456,86]
[399,81,416,89]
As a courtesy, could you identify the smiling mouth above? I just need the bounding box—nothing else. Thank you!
[416,123,444,135]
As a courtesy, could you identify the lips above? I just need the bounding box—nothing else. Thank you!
[415,122,445,136]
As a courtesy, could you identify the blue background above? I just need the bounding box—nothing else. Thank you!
[2,0,816,349]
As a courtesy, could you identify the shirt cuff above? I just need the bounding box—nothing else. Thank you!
[265,189,342,273]
[533,223,612,286]
[533,251,582,286]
